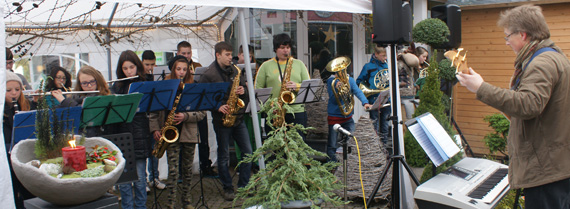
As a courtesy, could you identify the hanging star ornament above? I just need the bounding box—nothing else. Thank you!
[323,25,339,43]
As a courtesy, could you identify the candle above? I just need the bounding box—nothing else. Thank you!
[62,138,87,172]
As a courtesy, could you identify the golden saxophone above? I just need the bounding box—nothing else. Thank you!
[152,82,184,158]
[273,56,295,127]
[222,63,245,127]
[326,57,354,116]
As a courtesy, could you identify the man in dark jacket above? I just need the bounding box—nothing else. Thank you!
[198,42,251,201]
[457,5,570,209]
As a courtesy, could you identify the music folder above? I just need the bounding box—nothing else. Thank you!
[245,87,272,113]
[405,112,460,167]
[293,79,323,104]
[368,89,390,111]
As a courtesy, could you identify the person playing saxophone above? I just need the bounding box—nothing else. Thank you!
[198,42,251,201]
[255,33,310,140]
[149,55,205,209]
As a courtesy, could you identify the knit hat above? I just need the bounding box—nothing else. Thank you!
[6,71,22,86]
[167,55,189,71]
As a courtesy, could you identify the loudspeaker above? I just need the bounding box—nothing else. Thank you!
[431,4,461,49]
[372,0,413,45]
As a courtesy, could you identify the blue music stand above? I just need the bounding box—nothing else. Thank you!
[11,106,82,148]
[176,82,231,112]
[128,79,180,113]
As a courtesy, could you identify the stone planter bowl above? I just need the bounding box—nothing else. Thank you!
[10,137,125,206]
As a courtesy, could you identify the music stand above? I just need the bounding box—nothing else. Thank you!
[245,88,272,113]
[153,66,170,81]
[193,67,209,82]
[11,106,82,149]
[292,79,324,104]
[176,82,231,112]
[128,79,180,113]
[81,94,143,128]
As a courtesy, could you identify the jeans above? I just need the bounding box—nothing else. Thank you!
[147,140,159,181]
[119,159,147,209]
[525,177,570,209]
[214,121,252,189]
[327,118,355,162]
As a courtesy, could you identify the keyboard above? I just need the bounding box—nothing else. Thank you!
[414,157,510,209]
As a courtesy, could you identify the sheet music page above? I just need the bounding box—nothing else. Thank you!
[294,79,322,103]
[418,113,460,159]
[407,123,445,166]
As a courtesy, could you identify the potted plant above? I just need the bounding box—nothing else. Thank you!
[234,98,346,208]
[10,83,125,205]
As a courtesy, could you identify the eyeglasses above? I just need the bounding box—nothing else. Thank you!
[6,60,14,65]
[55,76,66,80]
[80,79,97,87]
[504,31,518,41]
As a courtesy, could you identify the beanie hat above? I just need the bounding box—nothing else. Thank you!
[167,55,189,71]
[6,71,22,86]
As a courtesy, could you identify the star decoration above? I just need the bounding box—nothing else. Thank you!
[323,25,339,43]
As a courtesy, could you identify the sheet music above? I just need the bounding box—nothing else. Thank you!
[369,89,390,110]
[245,87,272,113]
[417,113,460,159]
[407,122,445,166]
[406,113,460,167]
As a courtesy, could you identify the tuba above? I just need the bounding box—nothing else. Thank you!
[222,63,245,127]
[152,81,184,158]
[326,57,354,116]
[273,56,295,127]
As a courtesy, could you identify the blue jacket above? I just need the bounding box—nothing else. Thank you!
[356,55,389,104]
[327,75,369,118]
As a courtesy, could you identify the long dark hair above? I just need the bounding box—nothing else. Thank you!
[168,59,194,84]
[45,66,72,91]
[115,50,146,88]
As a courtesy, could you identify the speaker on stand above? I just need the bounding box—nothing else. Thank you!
[367,1,421,208]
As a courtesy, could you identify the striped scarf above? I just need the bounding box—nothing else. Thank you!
[510,40,542,89]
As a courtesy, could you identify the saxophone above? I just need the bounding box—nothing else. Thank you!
[152,82,184,158]
[273,56,295,127]
[222,63,245,127]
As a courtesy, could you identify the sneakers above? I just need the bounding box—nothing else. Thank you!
[148,178,166,190]
[222,188,235,201]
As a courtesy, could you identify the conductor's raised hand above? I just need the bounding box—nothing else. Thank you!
[456,67,484,93]
[218,104,230,114]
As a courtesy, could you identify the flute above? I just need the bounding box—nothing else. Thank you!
[26,91,100,96]
[106,75,139,83]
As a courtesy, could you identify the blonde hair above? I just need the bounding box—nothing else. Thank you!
[497,4,550,41]
[374,45,386,54]
[75,66,111,95]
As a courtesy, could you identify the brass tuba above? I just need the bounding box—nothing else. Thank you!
[273,56,295,127]
[222,63,245,127]
[152,81,184,158]
[326,57,354,116]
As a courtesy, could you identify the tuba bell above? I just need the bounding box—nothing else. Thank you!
[326,57,354,116]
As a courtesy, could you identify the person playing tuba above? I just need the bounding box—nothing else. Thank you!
[356,45,391,146]
[326,57,372,162]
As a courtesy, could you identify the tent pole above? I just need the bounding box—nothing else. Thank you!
[106,3,119,80]
[238,8,265,169]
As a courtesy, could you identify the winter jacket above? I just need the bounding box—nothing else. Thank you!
[356,55,389,104]
[326,75,369,118]
[198,60,249,127]
[476,39,570,189]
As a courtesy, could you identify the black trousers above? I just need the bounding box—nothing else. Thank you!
[525,177,570,209]
[197,116,213,170]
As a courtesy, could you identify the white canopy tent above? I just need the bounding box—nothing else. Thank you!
[1,0,415,208]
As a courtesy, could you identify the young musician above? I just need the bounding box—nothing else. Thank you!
[43,66,72,107]
[326,63,372,162]
[141,50,157,75]
[457,5,570,208]
[356,45,391,145]
[112,50,151,209]
[397,52,420,120]
[255,33,310,139]
[3,71,34,208]
[198,42,251,201]
[149,55,205,208]
[177,40,215,177]
[177,41,202,69]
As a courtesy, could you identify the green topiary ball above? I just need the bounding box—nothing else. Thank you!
[438,59,458,83]
[412,18,450,48]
